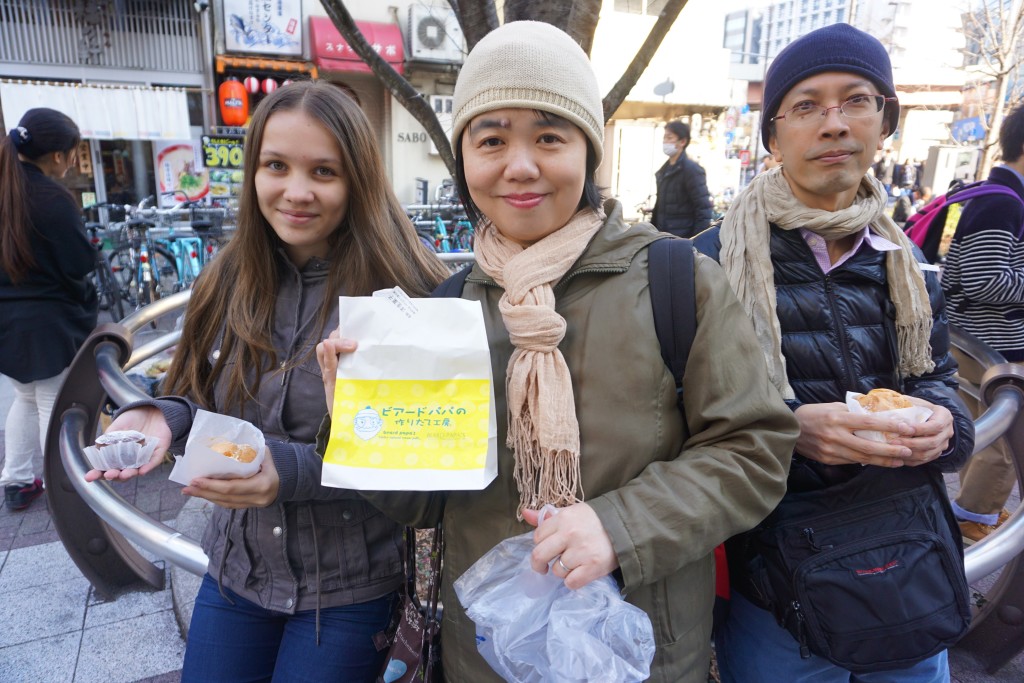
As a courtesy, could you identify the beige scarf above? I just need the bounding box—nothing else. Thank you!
[474,207,605,518]
[719,166,934,400]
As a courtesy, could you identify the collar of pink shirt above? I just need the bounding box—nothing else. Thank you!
[799,227,901,274]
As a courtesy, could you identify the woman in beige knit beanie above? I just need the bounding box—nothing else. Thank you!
[319,20,797,682]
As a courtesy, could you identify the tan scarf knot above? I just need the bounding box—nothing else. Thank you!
[720,166,934,400]
[474,207,605,517]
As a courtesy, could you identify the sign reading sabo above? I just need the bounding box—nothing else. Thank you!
[397,132,429,143]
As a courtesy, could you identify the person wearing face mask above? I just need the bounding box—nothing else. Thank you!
[651,120,713,238]
[0,108,96,511]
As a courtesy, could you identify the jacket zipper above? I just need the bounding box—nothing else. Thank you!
[824,275,856,390]
[791,601,812,658]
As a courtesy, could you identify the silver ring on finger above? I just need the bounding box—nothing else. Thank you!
[557,556,572,573]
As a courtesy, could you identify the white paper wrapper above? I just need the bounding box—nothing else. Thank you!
[83,430,160,470]
[169,410,265,485]
[846,391,934,443]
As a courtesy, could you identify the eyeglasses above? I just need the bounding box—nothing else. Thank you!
[771,95,898,126]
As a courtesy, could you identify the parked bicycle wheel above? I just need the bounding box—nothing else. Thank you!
[108,246,178,309]
[92,259,125,320]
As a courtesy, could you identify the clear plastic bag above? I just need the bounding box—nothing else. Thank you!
[454,509,655,683]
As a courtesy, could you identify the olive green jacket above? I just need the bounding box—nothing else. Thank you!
[321,200,798,682]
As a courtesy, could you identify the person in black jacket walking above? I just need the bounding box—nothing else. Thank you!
[694,24,974,682]
[651,120,712,238]
[0,108,95,511]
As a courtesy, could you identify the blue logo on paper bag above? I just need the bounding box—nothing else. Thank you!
[353,406,383,440]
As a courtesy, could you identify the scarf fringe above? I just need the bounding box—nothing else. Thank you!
[510,413,582,520]
[898,319,936,377]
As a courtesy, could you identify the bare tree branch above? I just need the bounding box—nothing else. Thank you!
[319,0,457,175]
[959,0,1024,174]
[602,0,690,120]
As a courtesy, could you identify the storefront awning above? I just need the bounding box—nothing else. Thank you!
[310,17,405,75]
[0,81,190,141]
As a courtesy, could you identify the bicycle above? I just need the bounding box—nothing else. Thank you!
[156,193,228,292]
[84,219,126,321]
[105,197,179,310]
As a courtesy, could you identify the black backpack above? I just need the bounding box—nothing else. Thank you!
[432,237,697,404]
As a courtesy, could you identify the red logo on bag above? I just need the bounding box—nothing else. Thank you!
[854,559,901,577]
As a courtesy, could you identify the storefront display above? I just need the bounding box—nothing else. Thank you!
[201,133,245,209]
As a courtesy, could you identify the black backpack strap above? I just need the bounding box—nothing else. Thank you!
[648,237,697,404]
[431,264,472,298]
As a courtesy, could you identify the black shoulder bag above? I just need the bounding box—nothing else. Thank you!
[736,465,970,672]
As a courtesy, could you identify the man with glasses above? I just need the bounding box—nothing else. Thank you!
[695,23,974,682]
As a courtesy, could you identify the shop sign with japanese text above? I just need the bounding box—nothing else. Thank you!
[223,0,302,55]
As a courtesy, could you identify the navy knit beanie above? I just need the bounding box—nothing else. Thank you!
[761,23,899,148]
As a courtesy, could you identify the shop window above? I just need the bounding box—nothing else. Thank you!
[613,0,666,15]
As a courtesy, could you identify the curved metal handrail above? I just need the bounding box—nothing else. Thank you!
[59,407,208,576]
[964,384,1024,583]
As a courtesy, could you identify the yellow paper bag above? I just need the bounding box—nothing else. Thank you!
[322,287,497,490]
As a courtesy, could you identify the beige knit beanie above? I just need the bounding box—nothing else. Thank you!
[451,21,605,164]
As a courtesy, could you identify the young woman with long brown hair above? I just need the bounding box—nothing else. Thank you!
[85,80,447,681]
[1,108,94,511]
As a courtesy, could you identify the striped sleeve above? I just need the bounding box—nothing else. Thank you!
[951,229,1024,304]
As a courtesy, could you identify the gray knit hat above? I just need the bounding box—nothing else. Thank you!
[451,21,605,164]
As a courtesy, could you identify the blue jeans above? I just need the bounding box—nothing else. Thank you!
[716,592,950,683]
[183,574,395,682]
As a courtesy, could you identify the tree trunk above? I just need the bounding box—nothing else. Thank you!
[602,0,690,120]
[501,0,602,54]
[451,0,499,52]
[320,0,457,175]
[566,0,602,55]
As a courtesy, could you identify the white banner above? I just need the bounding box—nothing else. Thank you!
[0,82,189,141]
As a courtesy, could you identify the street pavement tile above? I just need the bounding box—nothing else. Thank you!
[0,576,89,647]
[0,540,86,592]
[950,647,1024,682]
[0,525,15,552]
[84,571,173,629]
[18,510,51,534]
[134,489,161,514]
[135,673,181,683]
[75,610,184,683]
[10,528,61,550]
[0,631,79,683]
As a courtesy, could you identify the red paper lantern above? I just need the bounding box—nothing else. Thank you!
[243,76,260,94]
[218,77,248,127]
[281,79,294,88]
[261,78,278,95]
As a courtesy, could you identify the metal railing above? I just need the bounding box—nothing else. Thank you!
[48,298,1024,668]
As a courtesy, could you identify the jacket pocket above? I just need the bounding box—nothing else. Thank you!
[296,501,402,592]
[795,530,970,672]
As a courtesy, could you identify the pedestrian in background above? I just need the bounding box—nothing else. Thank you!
[941,105,1024,544]
[874,148,896,196]
[85,80,448,682]
[0,108,95,511]
[652,120,713,237]
[319,21,797,682]
[695,23,974,682]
